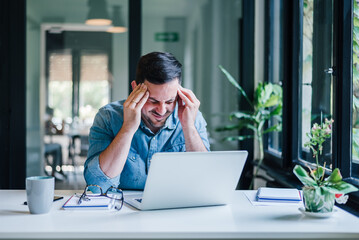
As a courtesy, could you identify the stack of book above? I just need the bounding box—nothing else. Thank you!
[256,187,302,203]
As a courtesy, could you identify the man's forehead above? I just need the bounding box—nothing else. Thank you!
[144,79,179,101]
[148,95,177,102]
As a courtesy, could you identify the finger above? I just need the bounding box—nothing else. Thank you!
[177,94,184,108]
[126,84,142,103]
[131,84,148,104]
[178,86,198,103]
[177,89,193,107]
[136,91,149,109]
[126,84,145,106]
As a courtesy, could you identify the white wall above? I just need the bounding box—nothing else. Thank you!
[185,0,242,150]
[142,0,242,151]
[26,6,43,176]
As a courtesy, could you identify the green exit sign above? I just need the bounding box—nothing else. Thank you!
[155,32,179,42]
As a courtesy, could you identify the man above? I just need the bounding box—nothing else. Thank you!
[84,52,210,190]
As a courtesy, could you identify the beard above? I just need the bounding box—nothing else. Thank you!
[142,110,172,131]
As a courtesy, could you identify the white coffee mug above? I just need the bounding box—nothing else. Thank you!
[26,176,54,214]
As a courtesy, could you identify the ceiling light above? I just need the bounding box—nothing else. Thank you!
[86,0,112,26]
[107,6,127,33]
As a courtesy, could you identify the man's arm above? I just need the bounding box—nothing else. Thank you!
[177,86,208,152]
[99,83,149,178]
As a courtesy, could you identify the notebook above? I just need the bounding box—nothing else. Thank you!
[125,150,248,210]
[256,187,302,202]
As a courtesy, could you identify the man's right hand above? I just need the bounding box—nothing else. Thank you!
[122,83,149,133]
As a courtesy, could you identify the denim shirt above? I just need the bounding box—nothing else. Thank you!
[84,100,210,190]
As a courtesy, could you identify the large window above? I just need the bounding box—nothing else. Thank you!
[300,0,334,169]
[263,0,359,213]
[46,32,112,129]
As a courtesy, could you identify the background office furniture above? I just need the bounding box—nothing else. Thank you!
[44,143,65,179]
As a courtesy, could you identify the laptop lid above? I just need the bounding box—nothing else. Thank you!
[129,151,247,210]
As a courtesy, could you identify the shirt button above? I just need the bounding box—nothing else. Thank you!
[153,137,156,140]
[132,156,135,160]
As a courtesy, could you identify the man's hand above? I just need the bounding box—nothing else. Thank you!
[122,83,149,133]
[177,86,200,130]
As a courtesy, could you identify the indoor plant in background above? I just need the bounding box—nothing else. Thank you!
[293,118,358,214]
[216,65,282,189]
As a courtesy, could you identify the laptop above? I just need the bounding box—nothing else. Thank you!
[125,150,248,210]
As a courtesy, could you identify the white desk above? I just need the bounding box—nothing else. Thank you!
[1,190,359,239]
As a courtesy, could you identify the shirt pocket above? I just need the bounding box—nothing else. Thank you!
[163,137,186,152]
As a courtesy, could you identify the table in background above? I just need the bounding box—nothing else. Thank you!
[1,190,359,240]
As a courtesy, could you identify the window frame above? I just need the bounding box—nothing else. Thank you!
[263,0,359,214]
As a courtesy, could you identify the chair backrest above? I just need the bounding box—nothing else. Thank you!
[79,135,89,157]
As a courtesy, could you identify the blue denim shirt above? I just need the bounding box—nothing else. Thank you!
[84,100,210,190]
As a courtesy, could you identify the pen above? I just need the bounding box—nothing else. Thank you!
[23,196,64,205]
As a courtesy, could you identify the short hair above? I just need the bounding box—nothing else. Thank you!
[135,52,182,85]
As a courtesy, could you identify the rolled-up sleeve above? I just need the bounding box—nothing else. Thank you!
[84,107,122,189]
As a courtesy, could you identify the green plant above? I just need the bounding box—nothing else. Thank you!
[293,119,358,212]
[216,65,282,189]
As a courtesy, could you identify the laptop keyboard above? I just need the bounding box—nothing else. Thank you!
[135,198,142,203]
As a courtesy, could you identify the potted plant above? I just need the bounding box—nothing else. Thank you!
[293,118,358,213]
[216,65,282,189]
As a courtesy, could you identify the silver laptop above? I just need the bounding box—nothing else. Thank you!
[125,151,248,210]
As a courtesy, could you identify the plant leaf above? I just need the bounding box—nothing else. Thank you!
[263,94,281,108]
[330,181,359,194]
[293,165,317,186]
[219,65,253,108]
[230,111,256,121]
[325,168,342,183]
[315,166,325,180]
[223,135,254,142]
[263,124,282,134]
[269,104,282,117]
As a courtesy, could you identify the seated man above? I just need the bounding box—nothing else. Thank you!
[84,52,210,190]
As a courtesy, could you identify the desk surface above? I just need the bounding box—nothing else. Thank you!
[1,190,359,239]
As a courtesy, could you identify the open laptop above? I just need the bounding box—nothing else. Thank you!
[125,150,248,210]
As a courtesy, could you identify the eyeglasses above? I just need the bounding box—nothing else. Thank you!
[78,184,124,211]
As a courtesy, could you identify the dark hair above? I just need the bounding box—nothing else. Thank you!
[135,52,182,84]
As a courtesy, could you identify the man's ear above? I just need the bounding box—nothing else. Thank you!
[131,80,137,91]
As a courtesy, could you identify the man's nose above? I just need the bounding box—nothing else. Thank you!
[156,103,167,115]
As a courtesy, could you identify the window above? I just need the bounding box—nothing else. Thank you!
[352,0,359,179]
[263,0,359,213]
[266,0,284,157]
[46,31,112,128]
[79,52,110,126]
[48,51,73,121]
[300,0,334,169]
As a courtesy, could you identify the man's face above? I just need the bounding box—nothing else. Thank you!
[141,79,179,132]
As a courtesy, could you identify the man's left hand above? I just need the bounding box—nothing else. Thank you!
[177,86,200,130]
